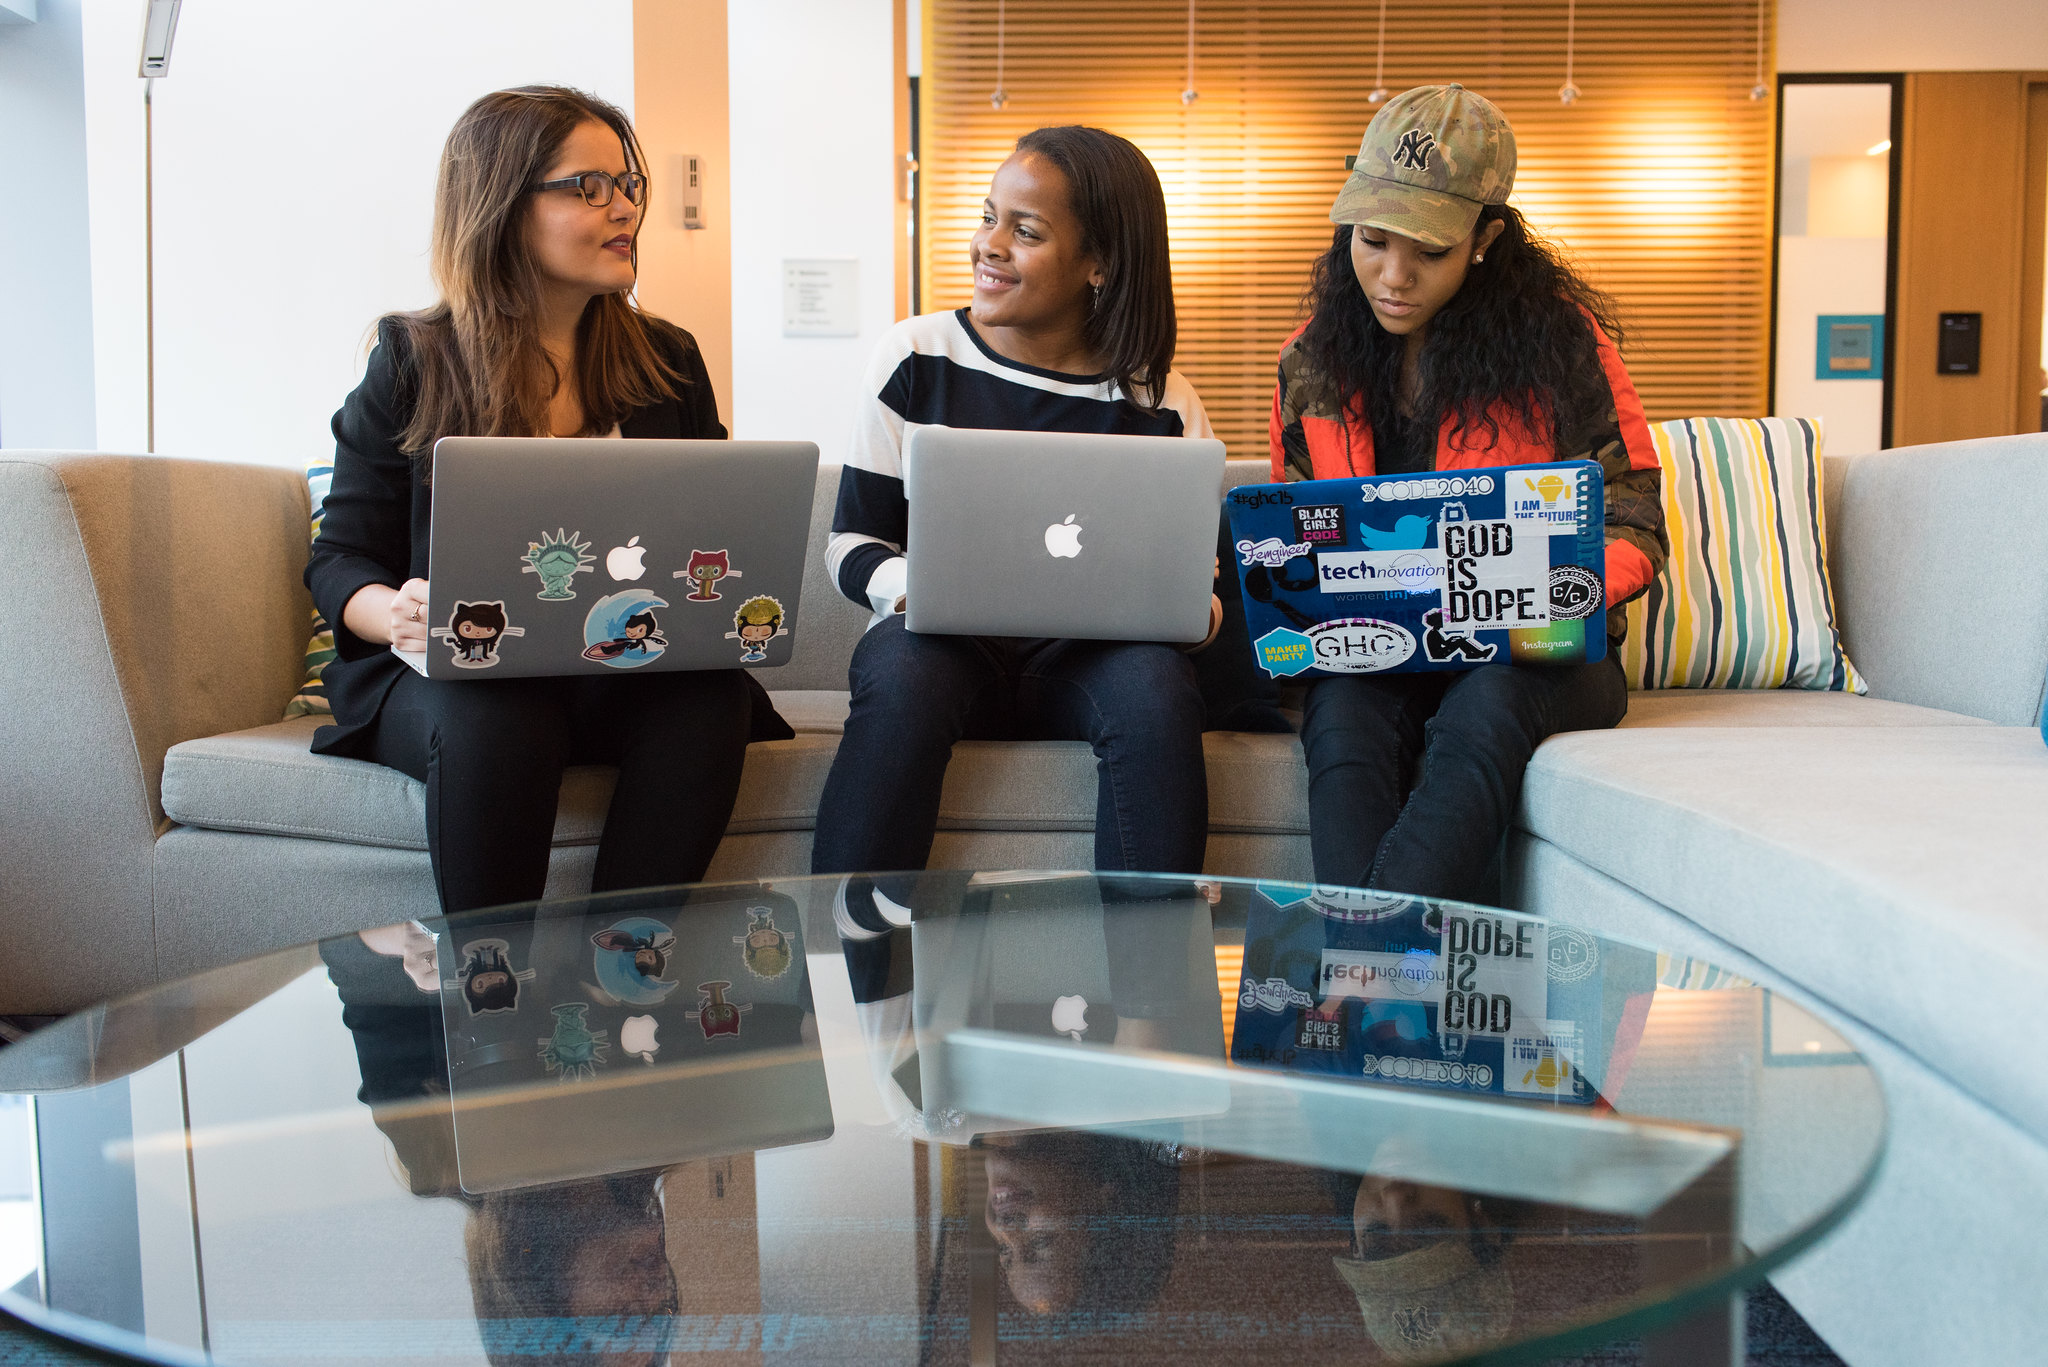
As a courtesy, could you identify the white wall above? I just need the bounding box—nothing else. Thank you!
[1780,0,2048,72]
[79,1,634,466]
[0,0,97,450]
[727,0,898,463]
[1775,238,1887,455]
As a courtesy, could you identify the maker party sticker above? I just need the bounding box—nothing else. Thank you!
[1254,627,1316,677]
[1303,618,1416,673]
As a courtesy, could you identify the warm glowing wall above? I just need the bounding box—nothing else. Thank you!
[921,0,1776,457]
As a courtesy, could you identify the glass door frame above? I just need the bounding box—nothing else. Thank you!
[1769,73,1906,449]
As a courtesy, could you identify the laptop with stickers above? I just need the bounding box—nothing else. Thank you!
[396,437,818,680]
[903,874,1230,1142]
[1225,460,1607,681]
[901,426,1226,642]
[435,884,830,1194]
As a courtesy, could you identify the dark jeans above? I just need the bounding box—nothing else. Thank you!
[364,667,753,914]
[1299,655,1628,902]
[811,617,1209,876]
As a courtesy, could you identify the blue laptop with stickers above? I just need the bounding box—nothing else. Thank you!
[1225,460,1607,680]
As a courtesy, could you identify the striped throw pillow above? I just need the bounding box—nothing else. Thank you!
[1619,417,1865,693]
[283,462,336,718]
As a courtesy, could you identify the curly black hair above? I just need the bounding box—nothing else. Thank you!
[1296,205,1625,456]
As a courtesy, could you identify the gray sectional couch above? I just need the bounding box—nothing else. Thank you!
[3,433,2045,1365]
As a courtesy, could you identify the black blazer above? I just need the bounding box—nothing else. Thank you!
[307,317,793,758]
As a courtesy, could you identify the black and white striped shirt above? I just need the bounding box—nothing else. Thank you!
[828,308,1215,621]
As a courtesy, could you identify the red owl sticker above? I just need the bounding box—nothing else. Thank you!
[675,549,742,601]
[695,980,751,1039]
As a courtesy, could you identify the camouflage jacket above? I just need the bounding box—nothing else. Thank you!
[1268,315,1669,640]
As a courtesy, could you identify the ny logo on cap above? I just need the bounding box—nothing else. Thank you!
[1392,129,1436,172]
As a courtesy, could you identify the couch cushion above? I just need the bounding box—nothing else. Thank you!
[1621,688,1989,729]
[162,716,1312,851]
[1517,724,2048,1147]
[162,718,840,850]
[1619,417,1864,694]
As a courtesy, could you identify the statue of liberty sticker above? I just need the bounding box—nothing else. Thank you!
[520,528,596,600]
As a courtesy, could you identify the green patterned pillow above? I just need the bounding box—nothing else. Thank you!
[1620,417,1865,693]
[283,462,336,719]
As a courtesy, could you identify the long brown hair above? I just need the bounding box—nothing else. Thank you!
[389,86,691,461]
[1012,126,1176,411]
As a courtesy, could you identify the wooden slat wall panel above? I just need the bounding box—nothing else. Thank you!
[922,0,1775,459]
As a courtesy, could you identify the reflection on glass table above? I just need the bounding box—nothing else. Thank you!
[0,873,1882,1367]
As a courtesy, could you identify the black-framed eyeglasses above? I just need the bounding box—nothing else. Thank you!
[532,169,647,208]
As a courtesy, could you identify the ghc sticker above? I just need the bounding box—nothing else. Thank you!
[1305,618,1416,673]
[1254,627,1316,677]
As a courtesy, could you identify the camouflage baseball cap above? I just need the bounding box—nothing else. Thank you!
[1330,84,1517,248]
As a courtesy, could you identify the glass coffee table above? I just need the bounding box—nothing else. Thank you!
[0,873,1882,1366]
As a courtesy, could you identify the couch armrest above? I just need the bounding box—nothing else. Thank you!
[1827,434,2048,725]
[0,453,310,1013]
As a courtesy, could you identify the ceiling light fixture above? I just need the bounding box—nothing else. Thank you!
[1748,0,1768,100]
[1368,0,1389,104]
[990,0,1008,110]
[1866,139,1892,156]
[1182,0,1198,106]
[1559,0,1581,106]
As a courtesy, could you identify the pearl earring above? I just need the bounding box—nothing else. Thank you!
[1473,252,1485,264]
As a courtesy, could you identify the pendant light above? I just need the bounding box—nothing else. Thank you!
[1182,0,1199,105]
[1749,0,1769,100]
[1368,0,1390,104]
[1559,0,1582,106]
[991,0,1008,109]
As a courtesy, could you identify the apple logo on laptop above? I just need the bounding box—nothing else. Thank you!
[620,1014,660,1064]
[1051,994,1089,1040]
[607,536,647,581]
[1044,515,1083,559]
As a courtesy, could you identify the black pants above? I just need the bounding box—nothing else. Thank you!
[1298,655,1627,901]
[365,667,753,914]
[811,616,1210,877]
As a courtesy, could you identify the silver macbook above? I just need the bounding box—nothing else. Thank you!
[902,426,1226,642]
[399,436,818,680]
[906,873,1229,1143]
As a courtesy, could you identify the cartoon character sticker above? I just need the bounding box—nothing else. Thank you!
[591,916,680,1006]
[432,601,525,669]
[538,1003,610,1081]
[674,549,742,601]
[454,938,535,1015]
[521,528,596,600]
[727,595,787,663]
[1421,607,1497,663]
[695,981,751,1039]
[734,907,794,980]
[581,589,669,668]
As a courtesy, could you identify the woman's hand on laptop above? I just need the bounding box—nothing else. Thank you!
[343,578,432,649]
[388,579,431,650]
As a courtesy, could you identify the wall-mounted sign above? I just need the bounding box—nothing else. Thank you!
[1815,314,1884,381]
[782,259,859,338]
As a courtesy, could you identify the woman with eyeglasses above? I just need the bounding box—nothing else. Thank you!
[307,86,788,916]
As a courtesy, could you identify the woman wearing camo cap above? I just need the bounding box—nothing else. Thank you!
[1270,85,1669,900]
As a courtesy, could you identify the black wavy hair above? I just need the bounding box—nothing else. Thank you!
[1013,125,1176,411]
[1297,204,1624,455]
